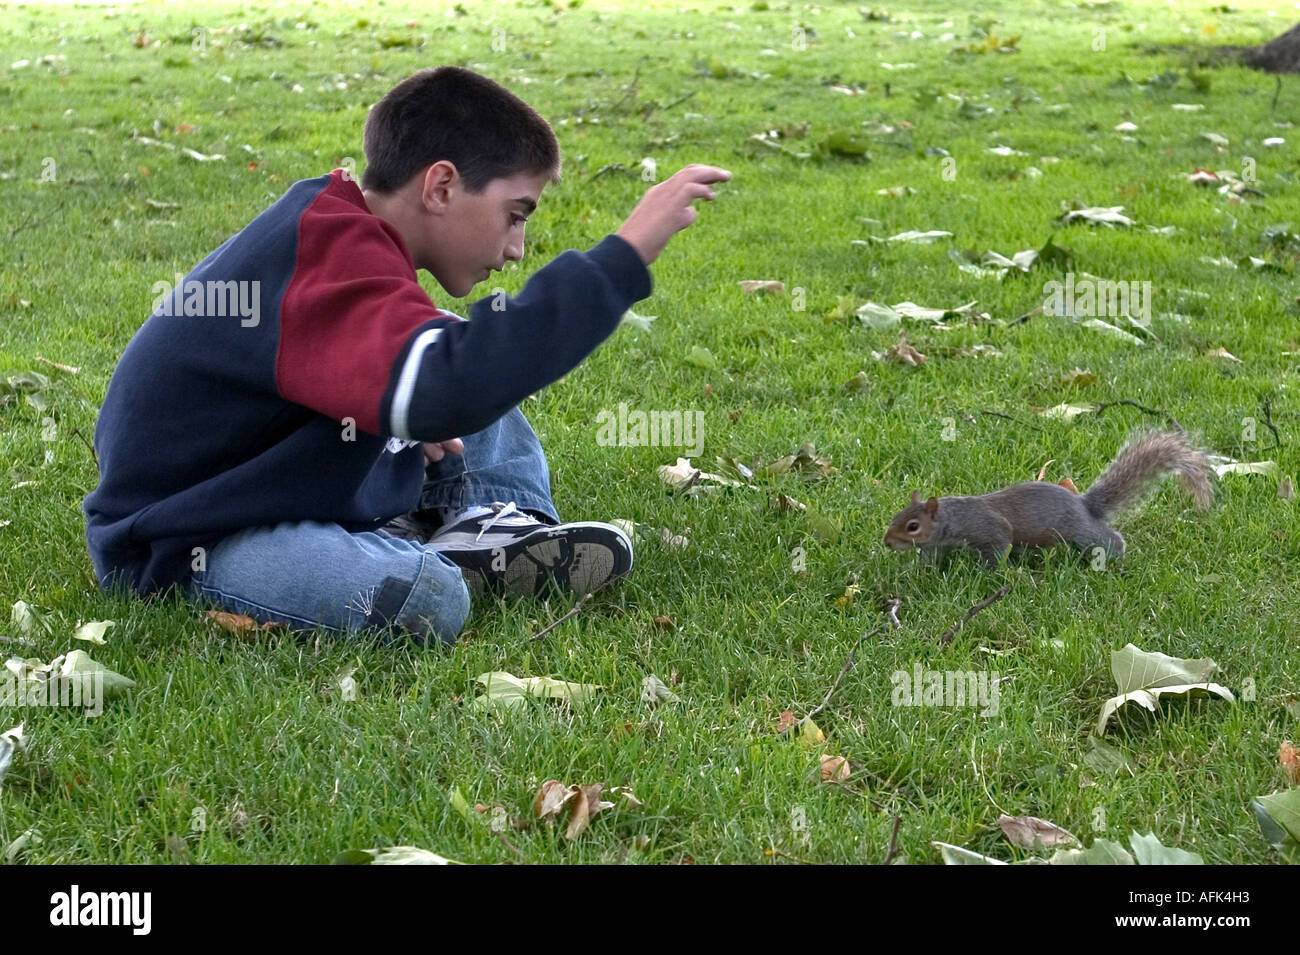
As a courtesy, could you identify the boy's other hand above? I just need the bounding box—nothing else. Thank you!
[616,164,731,266]
[424,438,464,463]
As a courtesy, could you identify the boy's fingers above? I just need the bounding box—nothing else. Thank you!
[675,164,731,184]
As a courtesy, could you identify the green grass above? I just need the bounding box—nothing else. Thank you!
[1,0,1297,864]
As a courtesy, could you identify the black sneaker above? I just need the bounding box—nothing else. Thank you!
[424,502,633,596]
[379,508,442,544]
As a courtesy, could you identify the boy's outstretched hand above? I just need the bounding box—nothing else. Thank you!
[616,164,731,266]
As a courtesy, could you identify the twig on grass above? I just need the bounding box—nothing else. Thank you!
[0,634,37,647]
[780,598,902,736]
[1095,399,1177,428]
[70,427,98,471]
[979,409,1044,432]
[882,814,903,865]
[528,578,616,641]
[1259,396,1281,450]
[1011,303,1043,324]
[939,583,1011,644]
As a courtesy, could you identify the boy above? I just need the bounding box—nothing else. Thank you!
[83,66,729,645]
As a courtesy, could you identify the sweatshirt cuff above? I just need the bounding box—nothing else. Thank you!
[587,233,653,304]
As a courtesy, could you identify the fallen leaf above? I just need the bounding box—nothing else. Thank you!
[1128,832,1204,865]
[819,754,850,782]
[1281,741,1300,786]
[738,280,785,295]
[998,814,1080,849]
[71,620,114,645]
[1206,347,1241,363]
[0,723,25,787]
[879,333,927,366]
[1049,838,1135,865]
[333,846,459,865]
[620,308,657,332]
[471,671,601,711]
[641,674,682,705]
[1056,205,1134,228]
[1038,403,1096,422]
[776,710,798,733]
[1097,643,1234,734]
[205,610,283,634]
[1212,460,1277,478]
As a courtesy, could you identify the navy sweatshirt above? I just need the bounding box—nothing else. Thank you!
[84,170,651,594]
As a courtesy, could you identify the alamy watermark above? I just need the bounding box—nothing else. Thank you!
[1043,273,1151,321]
[595,402,704,457]
[0,669,105,717]
[150,274,261,327]
[891,663,1001,717]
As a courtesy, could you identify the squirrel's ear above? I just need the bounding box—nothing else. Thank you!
[910,489,921,505]
[924,496,939,515]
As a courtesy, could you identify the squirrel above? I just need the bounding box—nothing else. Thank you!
[883,429,1215,567]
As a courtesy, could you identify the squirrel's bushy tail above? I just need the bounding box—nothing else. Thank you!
[1083,429,1215,520]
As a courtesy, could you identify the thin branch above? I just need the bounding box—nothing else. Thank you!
[1259,395,1281,451]
[781,598,902,735]
[882,815,903,865]
[529,578,616,641]
[939,583,1011,644]
[71,427,98,471]
[1094,399,1176,427]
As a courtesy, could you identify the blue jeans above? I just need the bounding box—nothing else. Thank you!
[184,407,557,645]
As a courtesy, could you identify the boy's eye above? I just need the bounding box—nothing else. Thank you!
[511,215,527,227]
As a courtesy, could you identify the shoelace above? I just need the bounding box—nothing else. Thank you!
[475,501,524,542]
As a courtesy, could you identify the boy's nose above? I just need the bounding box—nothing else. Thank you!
[504,237,524,262]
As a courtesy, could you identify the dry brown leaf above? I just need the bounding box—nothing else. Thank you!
[738,280,785,296]
[653,615,676,629]
[1059,477,1080,494]
[997,813,1080,849]
[819,755,850,783]
[533,779,575,819]
[205,610,283,634]
[775,710,798,734]
[1035,459,1055,481]
[1206,346,1241,363]
[1281,741,1300,785]
[882,334,927,366]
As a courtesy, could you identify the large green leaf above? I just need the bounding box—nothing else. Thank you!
[932,841,1009,865]
[332,846,459,865]
[1110,644,1218,693]
[470,671,601,711]
[1097,683,1234,734]
[1129,832,1204,865]
[1097,644,1233,733]
[1049,838,1135,865]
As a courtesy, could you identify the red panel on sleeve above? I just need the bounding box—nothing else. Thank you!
[276,171,447,435]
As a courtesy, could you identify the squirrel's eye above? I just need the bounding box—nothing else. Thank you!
[906,520,920,533]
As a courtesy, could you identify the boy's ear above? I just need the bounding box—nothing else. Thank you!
[924,496,939,516]
[419,160,460,213]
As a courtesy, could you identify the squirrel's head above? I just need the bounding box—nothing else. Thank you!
[883,490,940,551]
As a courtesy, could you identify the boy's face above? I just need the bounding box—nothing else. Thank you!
[419,166,550,298]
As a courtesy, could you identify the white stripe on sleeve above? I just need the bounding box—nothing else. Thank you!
[388,327,442,440]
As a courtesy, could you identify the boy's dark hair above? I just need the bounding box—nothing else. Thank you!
[361,66,561,194]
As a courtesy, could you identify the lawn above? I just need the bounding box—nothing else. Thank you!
[0,0,1297,864]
